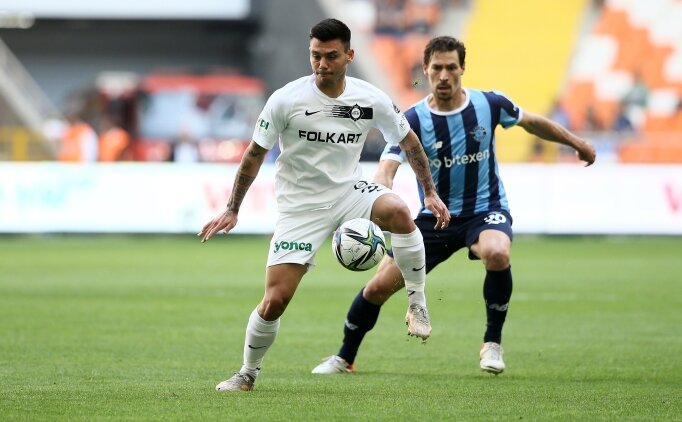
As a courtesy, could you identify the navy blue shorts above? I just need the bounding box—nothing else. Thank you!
[389,210,513,273]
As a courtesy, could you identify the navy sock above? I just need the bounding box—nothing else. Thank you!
[338,288,381,364]
[483,266,513,344]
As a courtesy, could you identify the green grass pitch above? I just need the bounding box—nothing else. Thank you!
[1,235,680,420]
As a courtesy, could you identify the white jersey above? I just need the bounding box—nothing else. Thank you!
[253,74,410,212]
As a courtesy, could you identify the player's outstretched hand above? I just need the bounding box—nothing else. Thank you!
[198,210,238,243]
[423,193,450,229]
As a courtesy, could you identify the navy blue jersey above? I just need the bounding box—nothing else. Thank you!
[382,89,522,217]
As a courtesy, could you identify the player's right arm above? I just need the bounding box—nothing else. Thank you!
[200,86,288,242]
[199,141,268,242]
[517,111,596,166]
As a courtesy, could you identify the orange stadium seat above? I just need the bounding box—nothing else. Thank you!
[643,115,676,132]
[400,33,430,91]
[672,112,682,131]
[564,1,682,162]
[372,35,406,92]
[593,8,629,36]
[596,100,619,129]
[563,80,595,130]
[372,32,431,109]
[401,33,429,72]
[618,136,682,163]
[612,27,648,72]
[641,45,674,89]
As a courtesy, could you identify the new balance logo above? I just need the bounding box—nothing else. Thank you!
[305,109,322,116]
[487,303,509,311]
[247,344,267,350]
[344,319,358,331]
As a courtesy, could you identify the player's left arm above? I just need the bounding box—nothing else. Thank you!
[372,159,400,189]
[517,111,596,166]
[399,129,450,229]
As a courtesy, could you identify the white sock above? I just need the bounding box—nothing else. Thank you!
[240,308,280,378]
[391,229,427,307]
[407,290,426,307]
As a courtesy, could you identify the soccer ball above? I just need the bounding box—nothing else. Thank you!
[332,218,386,271]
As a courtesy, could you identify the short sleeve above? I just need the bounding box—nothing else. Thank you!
[373,91,410,146]
[252,89,289,150]
[492,90,523,129]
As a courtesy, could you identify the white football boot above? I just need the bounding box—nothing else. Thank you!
[405,303,432,340]
[311,355,355,374]
[480,342,505,374]
[215,372,255,392]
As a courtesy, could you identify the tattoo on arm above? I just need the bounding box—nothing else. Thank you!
[226,145,266,213]
[404,145,435,193]
[247,147,264,158]
[226,172,256,213]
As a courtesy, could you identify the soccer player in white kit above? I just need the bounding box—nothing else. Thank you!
[199,18,450,392]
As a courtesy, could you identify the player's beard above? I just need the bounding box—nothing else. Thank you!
[436,92,452,101]
[317,69,344,88]
[435,85,453,101]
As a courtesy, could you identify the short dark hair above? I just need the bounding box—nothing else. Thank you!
[423,36,466,67]
[309,18,351,51]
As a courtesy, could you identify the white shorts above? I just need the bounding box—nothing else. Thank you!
[267,180,392,267]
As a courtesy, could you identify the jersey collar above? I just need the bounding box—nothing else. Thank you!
[424,88,470,116]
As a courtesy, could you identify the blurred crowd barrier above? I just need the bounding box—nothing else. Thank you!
[1,162,680,235]
[2,126,680,163]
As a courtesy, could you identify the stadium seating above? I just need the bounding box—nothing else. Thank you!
[370,0,439,110]
[462,0,587,161]
[368,0,682,162]
[563,0,682,163]
[369,0,588,162]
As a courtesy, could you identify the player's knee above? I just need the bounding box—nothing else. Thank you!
[482,247,510,271]
[259,293,291,320]
[378,204,414,233]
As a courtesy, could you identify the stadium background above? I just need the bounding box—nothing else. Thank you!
[3,0,682,161]
[1,0,681,235]
[1,1,681,420]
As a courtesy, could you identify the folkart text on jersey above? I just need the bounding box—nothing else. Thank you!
[298,130,363,144]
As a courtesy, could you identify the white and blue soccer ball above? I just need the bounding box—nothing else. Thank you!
[332,218,386,271]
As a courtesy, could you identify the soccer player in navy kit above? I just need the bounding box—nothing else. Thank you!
[312,36,596,375]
